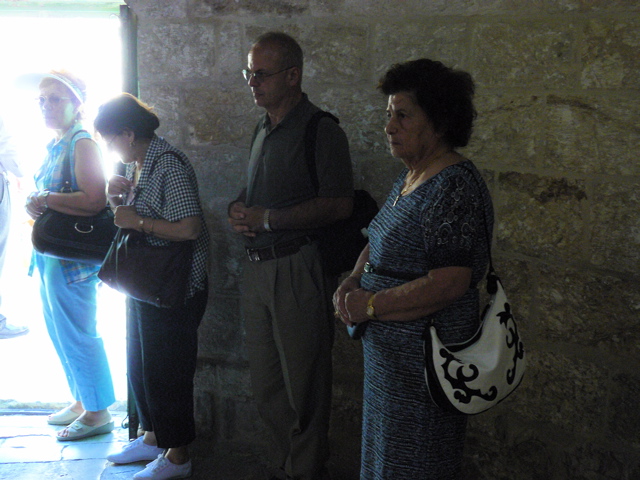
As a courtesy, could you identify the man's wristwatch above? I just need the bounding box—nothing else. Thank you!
[366,294,378,320]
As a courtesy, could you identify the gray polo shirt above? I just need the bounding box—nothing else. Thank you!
[245,93,354,249]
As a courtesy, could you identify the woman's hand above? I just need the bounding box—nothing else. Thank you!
[333,275,363,326]
[25,191,48,219]
[113,205,140,230]
[344,288,374,325]
[107,175,133,203]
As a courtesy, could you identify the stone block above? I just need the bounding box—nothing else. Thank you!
[496,172,587,262]
[589,94,640,176]
[186,147,249,203]
[186,0,310,16]
[308,87,387,155]
[184,86,258,147]
[137,84,183,143]
[464,426,555,480]
[213,22,246,84]
[589,181,640,273]
[299,25,369,86]
[466,94,543,170]
[534,264,640,352]
[519,351,608,436]
[560,443,635,480]
[581,18,640,89]
[198,295,246,361]
[609,373,640,447]
[538,95,601,174]
[126,0,188,19]
[472,21,577,88]
[138,23,216,82]
[371,22,470,81]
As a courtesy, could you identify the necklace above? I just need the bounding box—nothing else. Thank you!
[392,150,452,207]
[392,173,422,206]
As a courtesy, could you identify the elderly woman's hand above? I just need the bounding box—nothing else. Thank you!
[113,205,141,230]
[333,274,366,326]
[344,288,374,325]
[107,174,133,200]
[25,191,48,219]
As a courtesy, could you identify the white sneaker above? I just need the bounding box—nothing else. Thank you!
[133,454,192,479]
[0,315,29,339]
[107,436,164,464]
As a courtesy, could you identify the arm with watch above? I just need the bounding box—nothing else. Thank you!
[334,244,474,338]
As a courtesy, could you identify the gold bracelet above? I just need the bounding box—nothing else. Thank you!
[139,218,145,232]
[150,219,155,234]
[366,294,378,320]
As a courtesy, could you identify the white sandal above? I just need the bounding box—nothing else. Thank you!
[47,405,82,425]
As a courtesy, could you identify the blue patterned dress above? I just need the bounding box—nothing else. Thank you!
[359,160,493,480]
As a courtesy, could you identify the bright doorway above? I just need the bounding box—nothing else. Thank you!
[0,11,128,408]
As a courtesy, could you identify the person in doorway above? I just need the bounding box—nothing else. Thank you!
[333,59,493,480]
[0,112,29,339]
[228,32,354,480]
[96,93,209,480]
[24,70,115,440]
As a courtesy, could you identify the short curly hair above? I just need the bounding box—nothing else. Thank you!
[378,59,476,148]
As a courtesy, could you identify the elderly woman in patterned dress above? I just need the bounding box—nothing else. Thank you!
[94,93,209,480]
[333,59,494,480]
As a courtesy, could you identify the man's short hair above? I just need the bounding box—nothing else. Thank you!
[253,31,304,73]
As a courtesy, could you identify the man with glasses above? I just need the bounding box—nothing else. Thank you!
[0,113,28,339]
[228,32,354,480]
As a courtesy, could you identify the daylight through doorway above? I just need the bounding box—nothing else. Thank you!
[0,14,127,406]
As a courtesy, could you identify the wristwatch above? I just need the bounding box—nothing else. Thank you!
[41,190,50,209]
[366,294,378,320]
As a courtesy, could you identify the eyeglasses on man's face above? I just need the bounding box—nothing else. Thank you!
[37,95,71,107]
[242,66,295,83]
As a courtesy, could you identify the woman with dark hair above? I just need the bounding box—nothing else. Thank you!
[333,59,494,479]
[25,70,115,441]
[96,93,209,480]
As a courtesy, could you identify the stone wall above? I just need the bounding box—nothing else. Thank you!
[125,1,640,478]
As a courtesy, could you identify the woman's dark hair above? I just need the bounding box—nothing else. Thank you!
[94,93,160,139]
[378,59,476,148]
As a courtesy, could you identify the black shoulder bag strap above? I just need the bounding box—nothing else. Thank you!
[60,129,89,193]
[304,110,339,193]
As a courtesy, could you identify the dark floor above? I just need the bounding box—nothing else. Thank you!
[0,411,267,480]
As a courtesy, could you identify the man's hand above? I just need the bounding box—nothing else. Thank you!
[228,201,266,238]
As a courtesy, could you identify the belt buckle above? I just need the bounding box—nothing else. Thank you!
[247,249,261,262]
[363,262,373,273]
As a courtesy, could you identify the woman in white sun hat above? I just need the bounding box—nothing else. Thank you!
[24,69,115,441]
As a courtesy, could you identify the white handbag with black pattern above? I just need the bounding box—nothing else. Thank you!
[423,267,526,414]
[423,163,525,414]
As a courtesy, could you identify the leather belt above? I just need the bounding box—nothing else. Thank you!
[363,262,423,281]
[246,236,313,262]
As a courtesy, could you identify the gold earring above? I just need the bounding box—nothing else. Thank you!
[130,141,136,147]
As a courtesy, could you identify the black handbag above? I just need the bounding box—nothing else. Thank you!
[31,130,118,265]
[32,207,118,266]
[98,151,194,308]
[98,228,193,308]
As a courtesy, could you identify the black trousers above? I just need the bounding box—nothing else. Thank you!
[126,285,207,449]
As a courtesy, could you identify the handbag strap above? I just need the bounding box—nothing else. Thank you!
[60,129,89,193]
[128,150,184,206]
[456,162,499,294]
